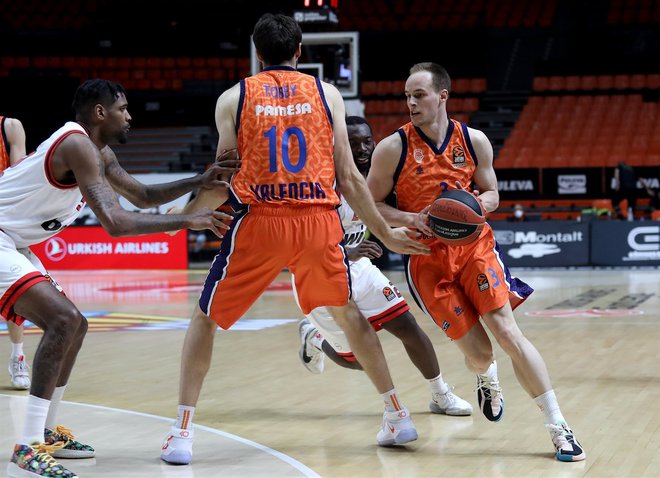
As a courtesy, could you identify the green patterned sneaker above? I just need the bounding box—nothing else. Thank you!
[44,426,95,459]
[7,443,78,478]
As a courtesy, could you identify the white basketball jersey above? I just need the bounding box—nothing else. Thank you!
[338,195,367,247]
[0,122,87,248]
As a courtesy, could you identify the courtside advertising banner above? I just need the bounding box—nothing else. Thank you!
[31,227,188,270]
[591,221,660,266]
[490,221,590,267]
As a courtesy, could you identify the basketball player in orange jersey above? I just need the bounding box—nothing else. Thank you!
[1,79,234,478]
[296,116,473,417]
[160,13,431,465]
[0,115,32,391]
[367,63,585,462]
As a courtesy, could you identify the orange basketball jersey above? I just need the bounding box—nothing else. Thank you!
[393,118,478,216]
[0,116,10,171]
[231,66,340,208]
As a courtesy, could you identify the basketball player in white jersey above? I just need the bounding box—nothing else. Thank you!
[0,114,32,390]
[1,79,234,478]
[296,116,472,416]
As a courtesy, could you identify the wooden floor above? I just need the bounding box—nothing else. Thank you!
[1,267,659,478]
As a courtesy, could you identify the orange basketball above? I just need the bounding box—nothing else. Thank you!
[428,189,486,246]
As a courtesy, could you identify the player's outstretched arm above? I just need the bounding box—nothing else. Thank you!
[101,147,230,209]
[59,134,232,237]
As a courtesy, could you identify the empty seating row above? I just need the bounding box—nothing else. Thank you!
[497,94,660,168]
[341,0,557,30]
[533,74,660,92]
[361,78,486,97]
[365,97,480,115]
[0,56,251,88]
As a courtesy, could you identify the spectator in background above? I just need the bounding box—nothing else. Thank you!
[640,178,660,220]
[612,161,638,220]
[507,203,528,222]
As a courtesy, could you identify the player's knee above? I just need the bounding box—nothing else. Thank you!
[48,306,86,341]
[468,351,495,371]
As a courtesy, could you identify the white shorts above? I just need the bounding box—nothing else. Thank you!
[292,257,409,359]
[0,230,51,324]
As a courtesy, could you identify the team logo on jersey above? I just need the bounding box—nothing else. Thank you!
[413,149,424,163]
[452,145,466,168]
[477,273,490,291]
[453,306,463,316]
[382,287,396,302]
[45,237,67,262]
[388,282,403,298]
[416,166,424,174]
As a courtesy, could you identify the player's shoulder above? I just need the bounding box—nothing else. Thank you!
[374,129,404,156]
[462,124,488,144]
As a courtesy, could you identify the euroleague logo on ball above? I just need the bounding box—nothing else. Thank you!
[45,237,67,262]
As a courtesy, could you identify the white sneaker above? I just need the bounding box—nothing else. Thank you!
[376,407,418,446]
[8,355,30,390]
[298,319,324,374]
[546,423,586,462]
[430,388,473,416]
[160,427,194,465]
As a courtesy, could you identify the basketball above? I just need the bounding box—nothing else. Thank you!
[428,189,486,246]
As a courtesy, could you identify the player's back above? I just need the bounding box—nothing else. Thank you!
[232,67,339,208]
[0,122,86,247]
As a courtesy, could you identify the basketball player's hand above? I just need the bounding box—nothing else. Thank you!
[381,227,431,255]
[415,205,435,237]
[188,208,234,238]
[347,240,383,261]
[200,149,241,189]
[456,181,486,215]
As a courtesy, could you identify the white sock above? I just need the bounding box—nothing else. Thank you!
[45,386,66,430]
[175,405,195,431]
[21,395,50,445]
[428,373,450,395]
[11,342,24,357]
[534,389,566,425]
[381,388,403,412]
[479,360,498,380]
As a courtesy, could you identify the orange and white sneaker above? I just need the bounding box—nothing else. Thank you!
[376,407,418,446]
[161,427,194,465]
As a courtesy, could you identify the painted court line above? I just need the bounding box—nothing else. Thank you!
[1,394,321,478]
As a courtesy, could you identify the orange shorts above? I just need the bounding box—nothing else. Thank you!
[405,225,533,340]
[199,205,350,329]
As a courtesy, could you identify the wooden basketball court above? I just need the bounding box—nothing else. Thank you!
[1,266,659,477]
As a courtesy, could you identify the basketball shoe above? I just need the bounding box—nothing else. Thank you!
[476,374,504,422]
[8,354,30,390]
[429,388,473,416]
[376,407,418,446]
[298,319,324,374]
[546,423,586,462]
[7,442,78,478]
[44,426,95,459]
[161,427,194,465]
